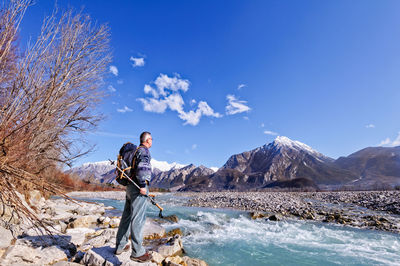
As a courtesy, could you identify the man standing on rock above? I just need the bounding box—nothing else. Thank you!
[115,131,153,262]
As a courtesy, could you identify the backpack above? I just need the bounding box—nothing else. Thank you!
[115,142,138,186]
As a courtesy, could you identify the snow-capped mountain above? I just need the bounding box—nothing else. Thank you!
[181,136,357,191]
[150,164,215,190]
[150,159,186,172]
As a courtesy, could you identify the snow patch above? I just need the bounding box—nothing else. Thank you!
[151,159,186,172]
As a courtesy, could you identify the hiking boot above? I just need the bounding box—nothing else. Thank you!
[130,252,151,262]
[114,244,130,255]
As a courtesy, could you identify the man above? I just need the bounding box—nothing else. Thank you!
[115,131,153,262]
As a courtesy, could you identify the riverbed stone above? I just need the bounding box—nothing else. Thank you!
[1,244,68,265]
[150,251,164,264]
[164,215,179,223]
[68,215,99,228]
[182,256,208,266]
[66,227,96,247]
[143,218,166,239]
[164,255,185,266]
[157,235,183,257]
[109,217,120,228]
[0,226,14,248]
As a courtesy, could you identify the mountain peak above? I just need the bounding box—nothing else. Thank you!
[271,136,320,156]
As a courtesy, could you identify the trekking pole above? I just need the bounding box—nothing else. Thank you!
[108,159,164,218]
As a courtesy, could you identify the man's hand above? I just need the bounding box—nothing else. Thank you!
[140,187,147,195]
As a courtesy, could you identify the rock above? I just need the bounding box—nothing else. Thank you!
[163,215,179,223]
[164,256,185,266]
[249,212,268,219]
[66,228,96,247]
[0,226,14,249]
[82,228,117,250]
[28,190,45,208]
[150,251,164,264]
[52,262,82,266]
[98,216,111,226]
[1,244,67,265]
[69,215,99,228]
[143,219,166,239]
[167,228,183,237]
[82,247,156,266]
[157,235,184,257]
[109,217,120,228]
[268,214,282,221]
[182,256,208,266]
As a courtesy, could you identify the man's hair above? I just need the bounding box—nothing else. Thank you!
[140,131,151,144]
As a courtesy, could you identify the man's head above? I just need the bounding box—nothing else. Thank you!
[140,131,152,148]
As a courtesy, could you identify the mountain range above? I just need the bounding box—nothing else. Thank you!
[66,136,400,191]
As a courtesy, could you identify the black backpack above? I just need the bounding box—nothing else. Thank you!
[115,142,138,186]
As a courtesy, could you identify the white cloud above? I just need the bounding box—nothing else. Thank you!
[225,94,251,115]
[144,84,159,98]
[237,84,246,90]
[243,116,249,120]
[117,106,133,113]
[178,101,221,126]
[378,132,400,147]
[138,74,221,126]
[109,65,118,76]
[108,85,116,92]
[137,98,167,113]
[264,130,278,136]
[261,123,265,128]
[154,74,190,96]
[162,93,185,114]
[130,57,145,67]
[192,144,197,150]
[365,124,375,128]
[117,79,124,84]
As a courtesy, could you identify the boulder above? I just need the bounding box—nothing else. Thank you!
[1,244,67,265]
[28,190,45,208]
[249,212,268,219]
[68,215,99,228]
[157,235,183,257]
[82,229,117,250]
[82,247,156,266]
[163,215,179,223]
[143,219,166,239]
[164,256,185,266]
[109,217,120,228]
[66,228,96,247]
[268,214,282,221]
[182,256,208,266]
[150,251,164,264]
[0,226,14,249]
[167,228,183,237]
[52,262,82,266]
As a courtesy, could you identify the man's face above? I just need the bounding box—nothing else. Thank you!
[146,136,153,148]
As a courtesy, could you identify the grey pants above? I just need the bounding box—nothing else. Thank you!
[115,183,148,257]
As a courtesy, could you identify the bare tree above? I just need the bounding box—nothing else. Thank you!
[0,0,111,231]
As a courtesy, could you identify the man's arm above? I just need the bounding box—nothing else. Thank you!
[135,147,152,193]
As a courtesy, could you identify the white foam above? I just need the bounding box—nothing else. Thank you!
[171,211,400,265]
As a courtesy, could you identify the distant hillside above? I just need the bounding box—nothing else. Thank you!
[66,137,400,191]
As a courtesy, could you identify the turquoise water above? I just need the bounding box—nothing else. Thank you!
[82,194,400,266]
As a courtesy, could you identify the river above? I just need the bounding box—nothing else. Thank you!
[79,193,400,266]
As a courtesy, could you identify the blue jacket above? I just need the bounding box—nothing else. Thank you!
[134,145,152,188]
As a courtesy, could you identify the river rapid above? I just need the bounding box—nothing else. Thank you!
[80,193,400,266]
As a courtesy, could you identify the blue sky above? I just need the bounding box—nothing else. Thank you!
[19,0,400,168]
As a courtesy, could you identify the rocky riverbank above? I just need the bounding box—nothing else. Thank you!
[184,191,400,234]
[0,190,207,266]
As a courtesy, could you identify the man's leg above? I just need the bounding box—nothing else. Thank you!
[115,196,132,251]
[129,193,148,257]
